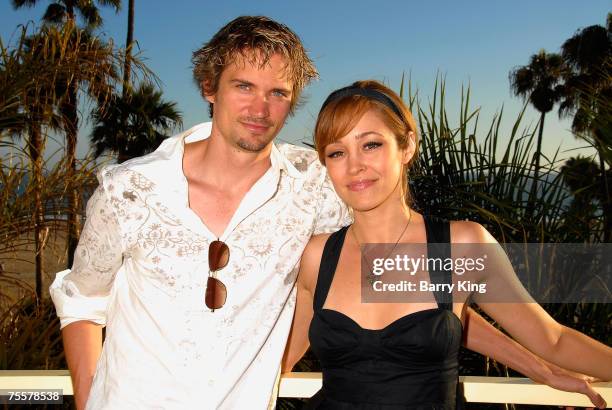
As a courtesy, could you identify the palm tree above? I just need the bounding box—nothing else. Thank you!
[90,83,182,163]
[11,0,120,29]
[11,0,122,267]
[1,24,122,298]
[559,15,612,241]
[509,50,564,203]
[1,45,54,300]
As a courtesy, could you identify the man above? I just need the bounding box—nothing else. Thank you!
[51,16,349,410]
[51,15,605,410]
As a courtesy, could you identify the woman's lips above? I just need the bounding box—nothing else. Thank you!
[347,179,375,191]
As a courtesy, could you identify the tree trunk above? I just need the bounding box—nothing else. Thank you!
[29,123,45,300]
[61,0,80,268]
[525,112,546,229]
[66,1,75,20]
[122,0,135,97]
[118,0,135,163]
[598,150,611,242]
[533,111,545,195]
[65,81,80,268]
[117,149,130,164]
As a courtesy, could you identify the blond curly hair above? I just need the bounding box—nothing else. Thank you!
[192,16,318,116]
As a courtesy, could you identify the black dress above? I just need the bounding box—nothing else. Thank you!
[306,217,464,409]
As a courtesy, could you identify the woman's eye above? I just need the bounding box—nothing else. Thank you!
[326,151,343,159]
[364,141,382,150]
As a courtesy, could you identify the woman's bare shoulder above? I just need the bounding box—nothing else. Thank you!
[450,220,497,244]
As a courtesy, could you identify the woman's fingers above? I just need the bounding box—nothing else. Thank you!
[575,378,606,409]
[549,367,606,409]
[581,383,606,409]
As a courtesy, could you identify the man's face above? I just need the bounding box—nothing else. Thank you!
[206,52,293,153]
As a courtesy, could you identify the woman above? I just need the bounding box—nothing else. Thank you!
[282,80,611,409]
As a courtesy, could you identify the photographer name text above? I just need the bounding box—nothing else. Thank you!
[371,280,487,294]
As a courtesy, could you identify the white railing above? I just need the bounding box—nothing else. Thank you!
[1,370,611,406]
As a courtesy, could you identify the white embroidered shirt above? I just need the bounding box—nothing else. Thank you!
[50,122,350,409]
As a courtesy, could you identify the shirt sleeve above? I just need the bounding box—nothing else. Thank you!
[313,173,352,235]
[49,178,124,329]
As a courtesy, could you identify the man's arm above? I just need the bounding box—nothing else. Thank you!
[62,322,103,410]
[464,308,607,408]
[50,178,124,409]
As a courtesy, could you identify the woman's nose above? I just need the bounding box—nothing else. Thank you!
[347,152,366,174]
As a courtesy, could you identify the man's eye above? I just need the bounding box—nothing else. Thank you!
[272,90,287,97]
[364,141,382,150]
[237,84,250,90]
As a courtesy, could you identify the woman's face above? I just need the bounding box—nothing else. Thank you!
[323,109,414,213]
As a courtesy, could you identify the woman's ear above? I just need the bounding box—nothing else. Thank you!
[402,131,417,165]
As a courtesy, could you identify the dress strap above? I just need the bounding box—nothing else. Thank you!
[424,216,453,310]
[313,226,349,312]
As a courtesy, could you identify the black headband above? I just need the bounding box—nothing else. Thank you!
[319,85,403,119]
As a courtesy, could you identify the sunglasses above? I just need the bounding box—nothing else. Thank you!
[205,240,229,311]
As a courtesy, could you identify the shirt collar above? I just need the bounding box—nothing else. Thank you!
[270,143,303,179]
[180,122,303,180]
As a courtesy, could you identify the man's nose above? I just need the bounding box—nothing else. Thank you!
[248,93,270,118]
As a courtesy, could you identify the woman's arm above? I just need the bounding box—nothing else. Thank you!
[281,234,328,373]
[463,307,607,408]
[281,278,314,372]
[480,301,612,380]
[455,221,612,381]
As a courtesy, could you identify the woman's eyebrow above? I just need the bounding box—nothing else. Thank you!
[354,131,384,140]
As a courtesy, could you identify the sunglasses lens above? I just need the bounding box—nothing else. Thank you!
[209,240,230,271]
[205,276,227,310]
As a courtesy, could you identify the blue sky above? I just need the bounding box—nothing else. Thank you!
[1,0,610,163]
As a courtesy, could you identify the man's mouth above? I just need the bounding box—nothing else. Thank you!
[240,121,272,133]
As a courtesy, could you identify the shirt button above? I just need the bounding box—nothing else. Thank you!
[208,379,214,387]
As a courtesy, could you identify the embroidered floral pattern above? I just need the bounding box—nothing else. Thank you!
[130,173,154,191]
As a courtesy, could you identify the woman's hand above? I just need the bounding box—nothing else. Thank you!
[461,307,607,409]
[543,363,606,409]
